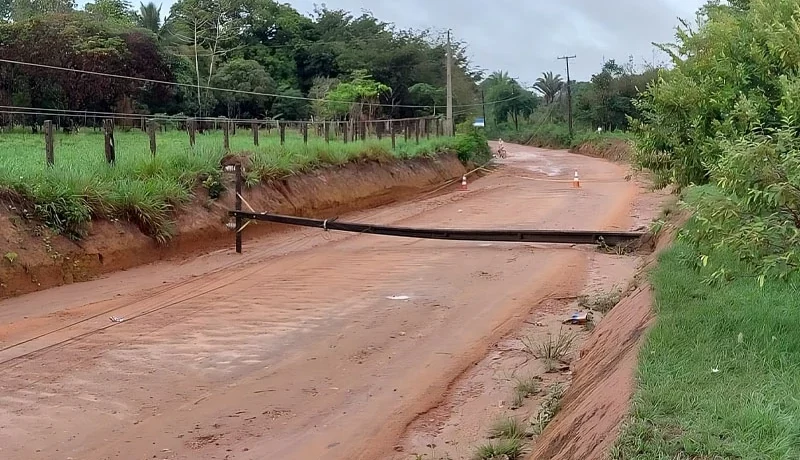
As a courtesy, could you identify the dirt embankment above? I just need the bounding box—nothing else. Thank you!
[0,155,466,300]
[570,138,634,163]
[529,223,677,460]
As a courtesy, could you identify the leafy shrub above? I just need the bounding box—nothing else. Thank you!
[454,123,491,164]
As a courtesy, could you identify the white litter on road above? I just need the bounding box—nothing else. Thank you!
[387,295,410,301]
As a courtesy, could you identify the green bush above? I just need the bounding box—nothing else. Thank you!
[454,123,492,164]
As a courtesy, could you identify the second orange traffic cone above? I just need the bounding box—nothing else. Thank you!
[573,170,581,188]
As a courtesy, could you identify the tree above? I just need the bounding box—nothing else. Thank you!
[408,83,445,116]
[575,60,656,131]
[84,0,135,24]
[271,85,310,120]
[138,2,161,33]
[324,70,390,120]
[533,71,563,105]
[10,0,74,21]
[169,0,245,115]
[487,79,537,131]
[210,59,276,118]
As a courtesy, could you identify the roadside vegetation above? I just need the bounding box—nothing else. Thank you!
[482,58,651,151]
[617,0,800,457]
[0,129,479,243]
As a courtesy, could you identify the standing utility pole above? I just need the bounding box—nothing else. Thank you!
[481,90,487,128]
[446,29,454,136]
[558,55,577,137]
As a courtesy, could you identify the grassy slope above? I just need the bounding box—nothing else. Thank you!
[613,224,800,458]
[0,129,466,241]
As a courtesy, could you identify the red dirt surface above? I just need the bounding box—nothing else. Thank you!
[0,144,662,459]
[0,155,466,300]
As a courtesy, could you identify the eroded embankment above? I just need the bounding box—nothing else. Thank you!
[0,154,466,300]
[529,227,677,460]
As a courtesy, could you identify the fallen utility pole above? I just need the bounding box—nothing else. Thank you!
[228,211,644,253]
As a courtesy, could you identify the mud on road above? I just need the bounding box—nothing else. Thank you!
[0,143,666,460]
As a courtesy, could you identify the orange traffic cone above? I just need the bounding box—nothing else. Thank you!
[573,171,581,188]
[460,175,468,191]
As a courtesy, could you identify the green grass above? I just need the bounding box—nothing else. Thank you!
[613,240,800,459]
[0,127,463,242]
[473,437,524,460]
[488,416,527,440]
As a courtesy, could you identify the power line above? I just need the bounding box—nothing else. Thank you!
[0,58,519,110]
[0,107,438,125]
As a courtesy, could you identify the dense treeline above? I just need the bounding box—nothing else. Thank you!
[482,58,658,147]
[0,0,480,125]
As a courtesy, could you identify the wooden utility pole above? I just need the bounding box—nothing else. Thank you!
[558,55,577,137]
[481,90,487,128]
[446,29,454,136]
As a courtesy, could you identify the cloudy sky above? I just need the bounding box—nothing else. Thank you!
[82,0,706,82]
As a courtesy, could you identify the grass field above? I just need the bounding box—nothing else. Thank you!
[613,201,800,458]
[0,127,463,242]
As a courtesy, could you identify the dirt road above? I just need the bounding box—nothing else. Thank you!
[0,144,655,460]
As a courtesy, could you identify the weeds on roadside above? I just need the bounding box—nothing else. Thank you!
[531,384,565,435]
[510,375,541,409]
[488,416,527,440]
[473,437,524,460]
[521,328,576,372]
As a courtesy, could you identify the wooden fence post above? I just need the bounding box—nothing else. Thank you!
[425,118,430,140]
[223,119,230,152]
[376,121,383,141]
[103,119,115,165]
[147,120,157,157]
[279,122,286,145]
[188,118,196,148]
[404,121,410,142]
[343,122,348,144]
[390,120,396,150]
[252,122,259,146]
[324,121,330,143]
[414,119,420,144]
[302,122,308,145]
[44,120,54,167]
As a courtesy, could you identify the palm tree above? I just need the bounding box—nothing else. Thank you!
[482,70,514,90]
[138,2,161,34]
[533,71,564,105]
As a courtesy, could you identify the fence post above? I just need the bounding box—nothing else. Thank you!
[302,122,308,145]
[279,122,286,145]
[376,121,383,141]
[324,121,330,143]
[425,118,430,140]
[188,118,196,148]
[103,119,115,165]
[252,122,259,146]
[44,120,54,167]
[223,119,230,152]
[404,121,410,143]
[414,119,420,144]
[147,120,157,157]
[343,122,348,144]
[360,121,366,141]
[235,163,242,254]
[390,120,396,150]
